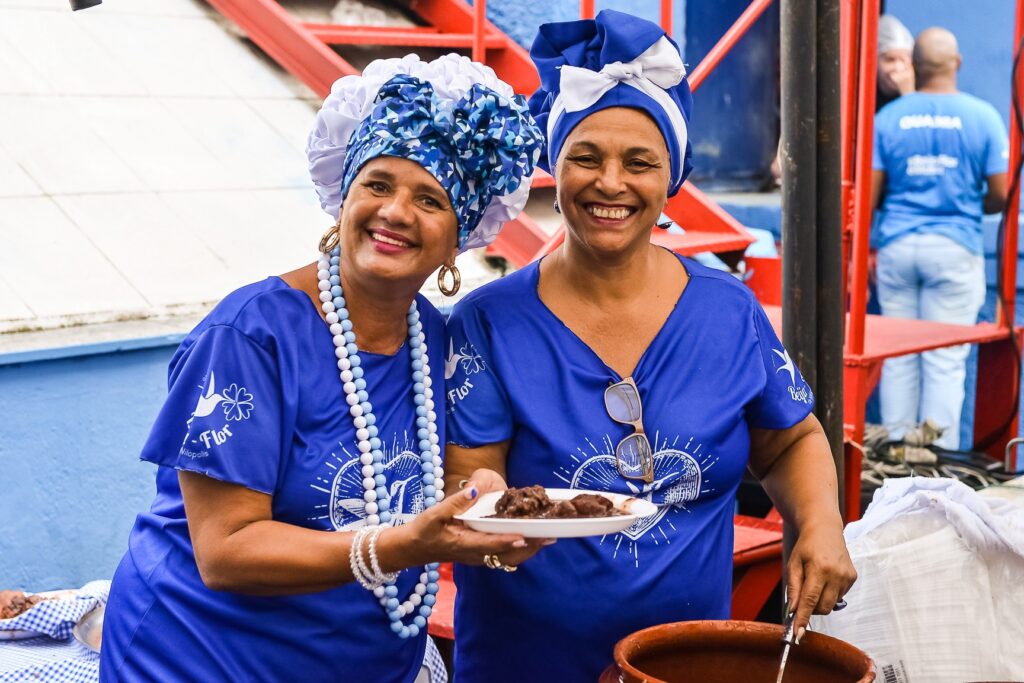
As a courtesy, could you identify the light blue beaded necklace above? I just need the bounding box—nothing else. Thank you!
[317,246,442,639]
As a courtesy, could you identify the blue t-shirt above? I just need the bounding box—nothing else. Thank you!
[872,91,1009,254]
[445,256,813,683]
[100,277,445,683]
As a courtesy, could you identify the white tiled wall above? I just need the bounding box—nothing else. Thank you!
[0,0,328,334]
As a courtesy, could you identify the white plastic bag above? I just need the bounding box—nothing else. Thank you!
[810,479,1024,683]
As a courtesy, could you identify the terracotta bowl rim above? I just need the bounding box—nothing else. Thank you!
[613,619,876,683]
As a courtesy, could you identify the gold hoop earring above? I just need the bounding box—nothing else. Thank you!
[319,222,341,254]
[438,264,461,296]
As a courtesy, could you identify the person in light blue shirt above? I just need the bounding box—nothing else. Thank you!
[443,11,857,682]
[871,26,1008,449]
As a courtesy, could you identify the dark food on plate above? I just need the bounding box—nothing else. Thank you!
[0,590,47,619]
[491,486,621,519]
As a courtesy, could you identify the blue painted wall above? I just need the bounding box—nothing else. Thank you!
[0,345,174,591]
[484,0,663,49]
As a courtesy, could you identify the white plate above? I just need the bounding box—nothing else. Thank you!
[72,603,104,653]
[455,488,658,538]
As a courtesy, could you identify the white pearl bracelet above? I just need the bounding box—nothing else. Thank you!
[349,525,397,590]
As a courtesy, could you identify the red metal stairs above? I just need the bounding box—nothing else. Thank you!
[204,0,755,267]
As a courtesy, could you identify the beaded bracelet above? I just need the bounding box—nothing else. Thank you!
[367,526,399,586]
[350,526,379,590]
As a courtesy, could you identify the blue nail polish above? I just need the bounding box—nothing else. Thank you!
[469,487,478,499]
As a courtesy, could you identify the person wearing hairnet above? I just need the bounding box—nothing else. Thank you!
[877,15,915,110]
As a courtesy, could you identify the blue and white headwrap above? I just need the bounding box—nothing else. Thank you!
[528,9,694,196]
[307,54,543,252]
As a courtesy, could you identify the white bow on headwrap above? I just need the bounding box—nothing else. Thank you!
[558,38,686,112]
[546,36,689,183]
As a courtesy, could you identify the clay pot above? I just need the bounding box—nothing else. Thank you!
[600,620,875,683]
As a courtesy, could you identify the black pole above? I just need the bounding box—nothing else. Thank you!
[780,0,817,618]
[815,0,845,517]
[781,0,818,389]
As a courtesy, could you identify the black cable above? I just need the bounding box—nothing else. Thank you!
[977,34,1024,451]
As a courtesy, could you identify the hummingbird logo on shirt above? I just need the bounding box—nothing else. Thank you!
[445,339,466,380]
[555,433,715,569]
[188,372,224,425]
[308,435,426,530]
[445,339,486,380]
[772,349,796,386]
[446,338,487,410]
[772,348,812,404]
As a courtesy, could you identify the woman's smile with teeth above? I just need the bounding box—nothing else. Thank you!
[587,205,633,220]
[370,231,412,247]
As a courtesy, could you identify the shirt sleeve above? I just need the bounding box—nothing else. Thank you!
[872,112,887,171]
[983,106,1010,177]
[140,324,284,494]
[745,303,815,430]
[445,299,514,447]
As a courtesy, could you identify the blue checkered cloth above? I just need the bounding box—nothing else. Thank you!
[0,581,108,683]
[0,637,98,683]
[422,636,447,683]
[0,581,108,641]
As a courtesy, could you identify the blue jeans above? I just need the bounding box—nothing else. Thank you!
[876,233,985,449]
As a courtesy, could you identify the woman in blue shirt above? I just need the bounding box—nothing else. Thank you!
[444,13,857,682]
[99,54,544,683]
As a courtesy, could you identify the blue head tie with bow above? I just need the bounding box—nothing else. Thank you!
[528,9,694,196]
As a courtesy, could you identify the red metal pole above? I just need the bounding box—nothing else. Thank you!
[999,0,1024,329]
[472,0,486,63]
[661,0,673,34]
[580,0,595,20]
[846,0,879,356]
[687,0,775,93]
[839,0,860,302]
[205,0,357,97]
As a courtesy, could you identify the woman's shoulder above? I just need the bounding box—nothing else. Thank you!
[185,277,314,353]
[414,292,447,329]
[681,257,759,309]
[451,263,538,316]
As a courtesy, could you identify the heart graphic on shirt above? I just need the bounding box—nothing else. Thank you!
[329,449,424,530]
[569,449,702,541]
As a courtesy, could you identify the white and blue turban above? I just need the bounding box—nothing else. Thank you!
[307,54,544,252]
[528,9,694,197]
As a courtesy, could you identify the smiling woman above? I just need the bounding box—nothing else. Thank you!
[97,54,543,683]
[441,10,856,683]
[336,159,459,293]
[555,108,671,260]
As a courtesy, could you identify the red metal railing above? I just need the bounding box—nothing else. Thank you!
[686,0,774,92]
[845,0,879,356]
[472,0,486,63]
[838,0,859,302]
[579,1,673,31]
[999,1,1024,329]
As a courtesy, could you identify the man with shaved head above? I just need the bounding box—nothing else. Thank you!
[871,26,1009,450]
